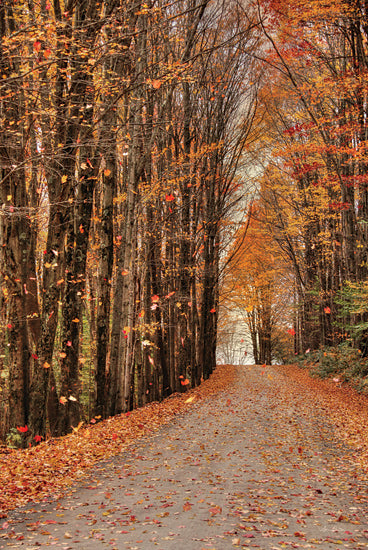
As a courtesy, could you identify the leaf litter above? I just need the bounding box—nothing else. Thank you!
[274,365,368,473]
[0,366,235,516]
[1,364,368,548]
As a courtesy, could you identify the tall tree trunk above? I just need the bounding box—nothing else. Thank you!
[30,0,99,438]
[95,113,117,418]
[0,6,35,436]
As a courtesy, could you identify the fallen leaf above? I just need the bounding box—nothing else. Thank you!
[185,396,196,403]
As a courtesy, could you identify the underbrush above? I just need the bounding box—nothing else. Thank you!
[295,342,368,394]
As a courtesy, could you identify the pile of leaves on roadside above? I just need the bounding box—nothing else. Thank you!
[294,343,368,395]
[275,364,368,472]
[0,365,235,516]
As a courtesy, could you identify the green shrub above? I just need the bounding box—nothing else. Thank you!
[6,427,23,449]
[296,341,368,393]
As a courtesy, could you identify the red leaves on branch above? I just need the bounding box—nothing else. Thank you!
[329,202,351,211]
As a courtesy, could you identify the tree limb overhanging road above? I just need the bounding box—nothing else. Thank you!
[2,365,368,549]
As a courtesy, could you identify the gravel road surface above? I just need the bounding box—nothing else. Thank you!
[2,365,368,549]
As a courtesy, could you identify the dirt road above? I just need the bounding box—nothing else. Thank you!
[1,365,368,549]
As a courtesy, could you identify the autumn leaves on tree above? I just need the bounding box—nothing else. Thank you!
[223,0,368,364]
[1,0,368,445]
[0,0,258,443]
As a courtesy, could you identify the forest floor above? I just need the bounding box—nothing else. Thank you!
[1,364,368,549]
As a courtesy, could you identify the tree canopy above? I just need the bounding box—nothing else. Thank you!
[2,0,368,445]
[0,0,259,444]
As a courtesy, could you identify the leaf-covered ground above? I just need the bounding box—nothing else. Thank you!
[274,365,368,473]
[0,366,235,516]
[1,364,368,549]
